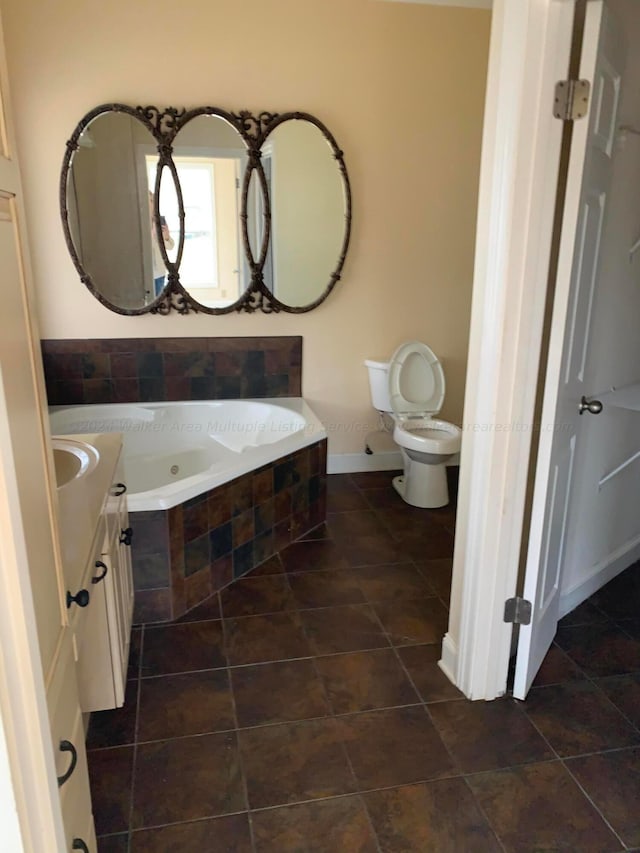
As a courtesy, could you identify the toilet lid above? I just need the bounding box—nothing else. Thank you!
[388,341,445,416]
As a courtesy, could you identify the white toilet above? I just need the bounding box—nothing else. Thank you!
[365,341,461,508]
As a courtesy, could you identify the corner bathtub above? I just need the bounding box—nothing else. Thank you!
[49,398,326,512]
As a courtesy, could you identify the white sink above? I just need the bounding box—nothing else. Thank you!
[52,437,99,488]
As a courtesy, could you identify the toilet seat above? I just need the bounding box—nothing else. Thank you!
[388,342,460,455]
[393,416,461,455]
[388,341,445,417]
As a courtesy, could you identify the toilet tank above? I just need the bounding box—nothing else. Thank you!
[364,359,392,412]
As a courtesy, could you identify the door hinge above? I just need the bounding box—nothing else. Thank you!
[553,79,590,121]
[504,597,532,625]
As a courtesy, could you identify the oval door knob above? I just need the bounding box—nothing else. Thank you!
[578,396,603,415]
[57,740,78,787]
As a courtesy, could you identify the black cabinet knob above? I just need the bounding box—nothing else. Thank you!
[112,482,127,496]
[119,526,133,546]
[72,839,89,852]
[66,588,90,609]
[91,560,108,584]
[57,740,77,787]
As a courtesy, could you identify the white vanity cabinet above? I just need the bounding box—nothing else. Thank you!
[64,437,135,712]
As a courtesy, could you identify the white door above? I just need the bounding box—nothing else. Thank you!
[514,1,624,699]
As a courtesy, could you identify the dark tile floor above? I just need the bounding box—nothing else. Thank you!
[88,471,640,852]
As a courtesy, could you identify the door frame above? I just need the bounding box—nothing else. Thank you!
[441,0,579,700]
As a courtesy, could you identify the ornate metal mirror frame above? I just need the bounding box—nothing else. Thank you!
[60,104,352,315]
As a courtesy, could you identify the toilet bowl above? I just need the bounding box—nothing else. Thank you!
[365,341,461,508]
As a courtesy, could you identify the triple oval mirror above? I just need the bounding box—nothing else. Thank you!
[60,105,352,314]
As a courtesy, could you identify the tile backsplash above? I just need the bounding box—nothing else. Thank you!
[41,336,302,405]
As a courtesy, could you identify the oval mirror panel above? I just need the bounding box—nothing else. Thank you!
[147,160,181,298]
[257,118,348,309]
[64,109,163,312]
[171,114,250,310]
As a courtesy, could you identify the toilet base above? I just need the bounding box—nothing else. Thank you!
[392,463,449,509]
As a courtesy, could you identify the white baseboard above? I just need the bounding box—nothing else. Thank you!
[558,533,640,619]
[438,633,459,688]
[327,451,403,474]
[327,451,461,475]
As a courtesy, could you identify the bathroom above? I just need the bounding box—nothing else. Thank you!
[3,0,640,850]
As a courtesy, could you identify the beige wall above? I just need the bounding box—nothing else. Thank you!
[1,0,490,455]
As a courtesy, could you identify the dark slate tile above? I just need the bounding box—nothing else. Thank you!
[327,488,370,512]
[220,574,295,618]
[523,680,640,757]
[280,540,349,573]
[83,378,115,404]
[128,628,141,678]
[136,352,164,378]
[81,352,110,379]
[274,458,299,493]
[87,746,134,835]
[429,697,553,773]
[110,352,137,378]
[558,599,610,627]
[184,533,210,578]
[365,779,502,852]
[316,648,419,713]
[232,508,254,547]
[130,814,252,853]
[225,611,312,666]
[130,510,169,555]
[231,659,330,727]
[86,680,138,749]
[132,551,170,590]
[264,373,290,396]
[338,706,456,789]
[591,564,640,620]
[132,732,245,827]
[353,563,434,602]
[253,530,275,566]
[555,622,640,677]
[141,621,226,675]
[350,471,403,490]
[138,669,234,741]
[97,835,129,853]
[566,747,640,848]
[595,672,640,728]
[416,557,453,599]
[230,476,253,517]
[133,588,172,625]
[397,644,464,702]
[138,377,165,402]
[215,375,242,398]
[468,761,621,853]
[233,541,254,579]
[210,522,233,560]
[300,604,390,655]
[288,569,366,609]
[531,643,587,687]
[174,593,221,623]
[209,487,233,527]
[183,499,209,542]
[52,379,84,405]
[341,534,411,567]
[252,796,378,853]
[254,498,274,536]
[239,718,355,809]
[373,597,449,645]
[189,376,217,399]
[246,553,284,577]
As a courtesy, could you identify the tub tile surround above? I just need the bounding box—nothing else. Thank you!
[131,440,328,622]
[87,471,640,853]
[41,336,302,405]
